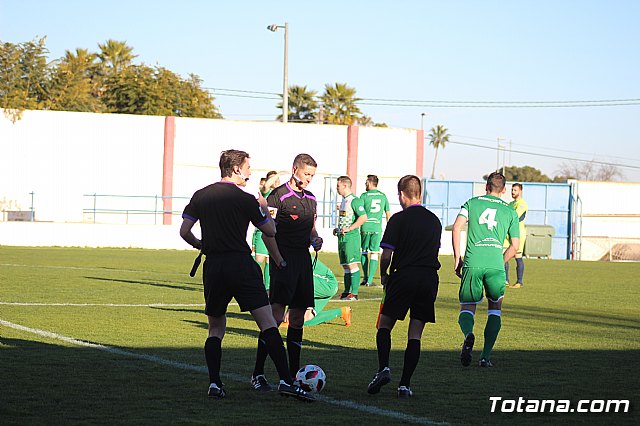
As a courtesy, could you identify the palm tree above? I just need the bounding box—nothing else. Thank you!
[277,85,318,123]
[428,125,450,179]
[320,82,362,125]
[97,39,137,75]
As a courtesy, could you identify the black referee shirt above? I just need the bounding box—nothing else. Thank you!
[380,204,442,271]
[267,182,317,251]
[183,181,269,255]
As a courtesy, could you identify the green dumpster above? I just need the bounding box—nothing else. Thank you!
[524,224,555,258]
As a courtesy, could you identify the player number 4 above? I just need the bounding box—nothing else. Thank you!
[479,208,498,230]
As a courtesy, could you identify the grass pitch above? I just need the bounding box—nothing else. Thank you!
[1,246,638,425]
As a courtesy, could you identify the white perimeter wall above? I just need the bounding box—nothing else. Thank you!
[0,109,165,222]
[0,110,419,251]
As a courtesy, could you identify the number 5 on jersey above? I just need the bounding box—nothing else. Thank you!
[479,208,497,230]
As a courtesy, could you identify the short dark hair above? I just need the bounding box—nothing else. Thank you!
[366,175,379,186]
[293,153,317,169]
[219,149,249,178]
[486,172,506,192]
[337,175,352,187]
[512,182,523,190]
[266,170,278,180]
[398,175,421,199]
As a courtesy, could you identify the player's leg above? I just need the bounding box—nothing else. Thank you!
[361,232,369,284]
[515,254,524,287]
[512,232,526,288]
[346,262,361,298]
[205,315,226,397]
[398,318,425,397]
[338,242,351,297]
[368,313,395,394]
[254,230,271,290]
[286,255,314,379]
[458,267,483,366]
[304,297,350,326]
[504,259,510,285]
[480,269,506,365]
[367,232,383,286]
[399,268,437,397]
[252,255,291,383]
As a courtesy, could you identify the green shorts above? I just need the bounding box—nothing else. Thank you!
[252,229,269,257]
[338,234,361,265]
[360,231,382,253]
[459,267,506,304]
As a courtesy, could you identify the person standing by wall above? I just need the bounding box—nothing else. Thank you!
[360,174,391,287]
[505,183,528,288]
[335,176,368,300]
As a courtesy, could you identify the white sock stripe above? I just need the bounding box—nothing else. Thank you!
[460,310,475,316]
[0,318,446,426]
[488,310,502,316]
[349,267,359,273]
[370,253,379,261]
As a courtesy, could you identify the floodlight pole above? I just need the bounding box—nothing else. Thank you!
[267,22,289,123]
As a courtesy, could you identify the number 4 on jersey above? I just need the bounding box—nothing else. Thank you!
[479,208,498,230]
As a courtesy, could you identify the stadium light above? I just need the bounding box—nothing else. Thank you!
[267,22,289,123]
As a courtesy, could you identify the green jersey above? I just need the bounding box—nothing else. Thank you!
[458,195,519,269]
[338,193,366,236]
[360,189,390,232]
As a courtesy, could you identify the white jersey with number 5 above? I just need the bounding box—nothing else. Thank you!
[457,195,520,269]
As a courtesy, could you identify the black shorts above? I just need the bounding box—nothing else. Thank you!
[381,267,439,323]
[269,249,314,309]
[202,253,269,317]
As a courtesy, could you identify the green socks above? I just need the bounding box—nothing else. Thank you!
[350,270,361,295]
[304,308,342,326]
[480,312,501,360]
[458,310,475,336]
[368,259,378,283]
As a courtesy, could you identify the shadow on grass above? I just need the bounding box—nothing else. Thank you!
[1,334,638,426]
[84,276,200,292]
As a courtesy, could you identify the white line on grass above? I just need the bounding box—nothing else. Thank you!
[0,302,204,307]
[0,298,382,307]
[0,318,446,426]
[0,263,185,275]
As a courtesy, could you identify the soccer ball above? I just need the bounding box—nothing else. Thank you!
[295,364,326,393]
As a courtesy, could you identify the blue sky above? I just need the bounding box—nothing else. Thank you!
[2,0,639,181]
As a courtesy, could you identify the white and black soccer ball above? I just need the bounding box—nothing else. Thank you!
[295,364,326,393]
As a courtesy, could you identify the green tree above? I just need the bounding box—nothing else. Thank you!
[101,64,221,118]
[0,37,50,117]
[47,48,103,112]
[428,125,450,179]
[483,166,552,182]
[277,85,318,123]
[97,39,137,76]
[320,82,362,125]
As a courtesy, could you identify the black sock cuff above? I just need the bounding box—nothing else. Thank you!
[377,328,391,338]
[407,338,420,350]
[261,327,279,340]
[287,326,303,342]
[205,336,221,347]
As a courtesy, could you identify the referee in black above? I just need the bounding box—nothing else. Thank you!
[251,153,323,389]
[180,149,314,401]
[366,175,442,398]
